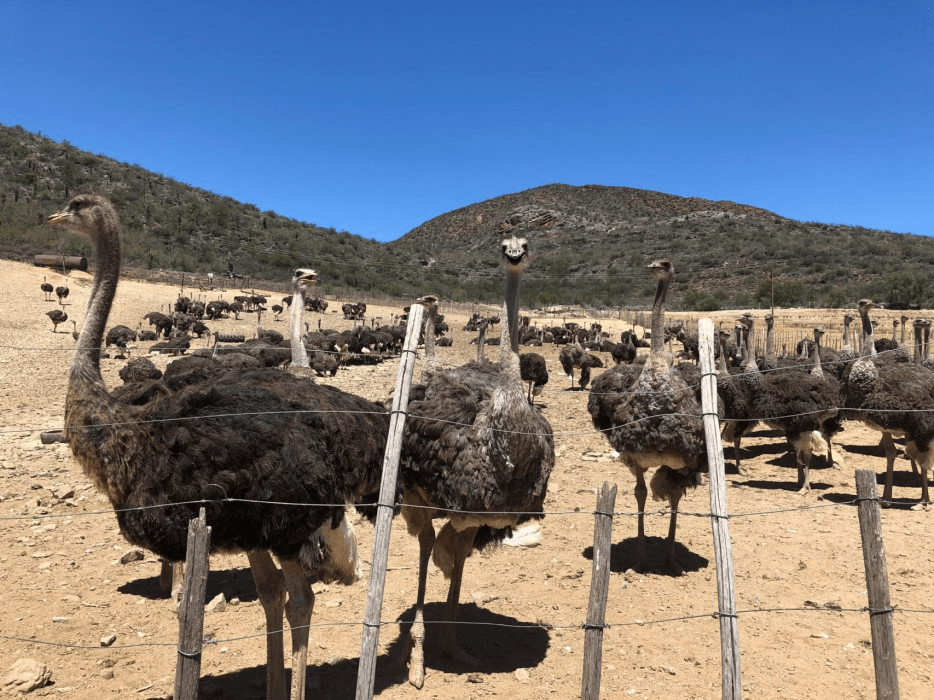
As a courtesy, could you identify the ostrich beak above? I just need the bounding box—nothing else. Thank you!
[47,210,70,226]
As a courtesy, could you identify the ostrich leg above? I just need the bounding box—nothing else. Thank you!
[880,432,898,505]
[666,489,684,575]
[248,551,287,700]
[410,525,436,688]
[631,468,649,572]
[280,558,314,700]
[439,526,481,666]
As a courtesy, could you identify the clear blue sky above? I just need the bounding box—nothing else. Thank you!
[2,1,931,241]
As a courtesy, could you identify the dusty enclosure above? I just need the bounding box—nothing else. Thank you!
[1,258,933,699]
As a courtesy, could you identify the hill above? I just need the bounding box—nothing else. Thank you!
[2,123,932,309]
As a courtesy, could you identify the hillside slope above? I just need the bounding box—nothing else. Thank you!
[2,123,931,308]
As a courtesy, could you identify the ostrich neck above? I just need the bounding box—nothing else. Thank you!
[858,309,874,358]
[811,337,824,376]
[765,321,775,359]
[842,319,851,347]
[290,288,309,367]
[75,224,121,377]
[742,324,758,373]
[649,276,670,356]
[498,265,522,377]
[423,307,436,362]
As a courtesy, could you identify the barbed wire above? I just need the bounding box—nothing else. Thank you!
[2,602,930,657]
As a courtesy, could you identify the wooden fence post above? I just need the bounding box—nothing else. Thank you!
[355,302,424,700]
[581,482,617,700]
[855,469,900,699]
[698,318,743,699]
[174,508,211,700]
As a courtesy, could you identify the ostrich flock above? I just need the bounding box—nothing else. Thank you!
[38,193,932,699]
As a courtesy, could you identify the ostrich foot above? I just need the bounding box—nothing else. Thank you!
[910,502,930,512]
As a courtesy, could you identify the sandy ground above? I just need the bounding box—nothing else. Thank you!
[1,258,933,699]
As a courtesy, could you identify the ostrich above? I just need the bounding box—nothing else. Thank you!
[55,283,69,305]
[519,352,548,405]
[843,299,934,506]
[737,315,842,493]
[715,329,756,475]
[397,237,555,688]
[611,331,637,365]
[48,194,391,700]
[46,308,68,332]
[587,260,706,574]
[71,320,80,342]
[559,330,603,389]
[41,277,54,301]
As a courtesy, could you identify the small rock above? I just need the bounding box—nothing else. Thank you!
[467,674,484,683]
[99,668,114,680]
[514,668,530,683]
[119,550,145,564]
[2,658,52,693]
[100,634,117,647]
[205,593,227,613]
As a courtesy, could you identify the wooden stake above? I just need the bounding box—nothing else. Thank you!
[355,303,424,700]
[698,318,743,699]
[855,469,900,699]
[581,482,617,700]
[174,508,211,700]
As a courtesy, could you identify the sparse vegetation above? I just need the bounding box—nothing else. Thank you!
[1,123,930,308]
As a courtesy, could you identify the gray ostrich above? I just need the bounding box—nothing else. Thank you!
[737,315,842,493]
[41,276,54,301]
[843,299,934,506]
[397,237,555,688]
[48,194,390,700]
[587,259,706,574]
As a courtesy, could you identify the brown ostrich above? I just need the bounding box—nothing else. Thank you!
[48,194,390,700]
[396,237,555,688]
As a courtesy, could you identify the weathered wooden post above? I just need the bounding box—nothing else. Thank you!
[355,302,424,700]
[581,482,617,700]
[855,469,899,699]
[698,318,742,699]
[174,508,211,700]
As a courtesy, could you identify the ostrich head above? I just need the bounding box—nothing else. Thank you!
[47,194,113,241]
[501,236,529,268]
[647,258,673,282]
[291,268,318,296]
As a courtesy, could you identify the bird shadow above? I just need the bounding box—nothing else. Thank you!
[582,537,708,576]
[151,603,552,699]
[373,602,551,689]
[118,565,258,604]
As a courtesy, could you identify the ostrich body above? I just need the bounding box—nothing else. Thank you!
[843,300,934,506]
[41,277,54,301]
[55,283,69,305]
[398,238,555,688]
[49,194,390,700]
[587,260,706,573]
[46,308,68,332]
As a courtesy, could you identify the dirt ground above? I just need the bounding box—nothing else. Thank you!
[1,259,933,699]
